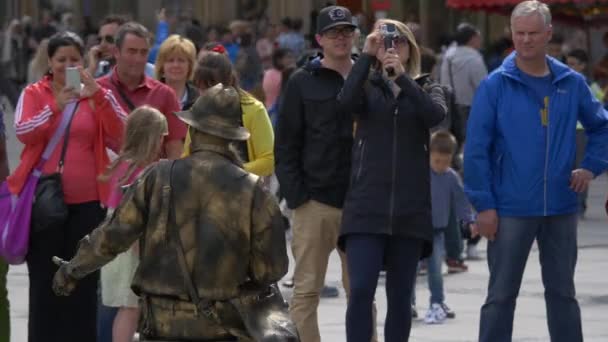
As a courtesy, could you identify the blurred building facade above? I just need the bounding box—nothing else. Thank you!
[0,0,557,53]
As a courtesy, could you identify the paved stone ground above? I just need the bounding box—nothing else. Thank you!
[3,99,608,341]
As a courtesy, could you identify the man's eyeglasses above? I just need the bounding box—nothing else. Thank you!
[323,27,355,39]
[98,35,115,44]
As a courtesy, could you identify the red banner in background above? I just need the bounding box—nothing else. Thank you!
[371,0,392,11]
[447,0,608,9]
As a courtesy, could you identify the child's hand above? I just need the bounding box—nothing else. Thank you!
[470,223,479,238]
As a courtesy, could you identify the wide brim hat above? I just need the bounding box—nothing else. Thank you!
[175,83,250,141]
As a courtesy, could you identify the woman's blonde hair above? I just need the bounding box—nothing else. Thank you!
[154,34,197,80]
[100,106,168,185]
[375,19,421,78]
[28,38,49,83]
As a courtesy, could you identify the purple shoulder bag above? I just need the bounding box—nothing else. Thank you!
[0,102,78,264]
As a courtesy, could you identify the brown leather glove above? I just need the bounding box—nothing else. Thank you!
[52,256,78,296]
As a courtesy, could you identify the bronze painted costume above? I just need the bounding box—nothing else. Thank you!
[53,84,296,341]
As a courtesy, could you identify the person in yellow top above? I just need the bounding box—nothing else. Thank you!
[182,52,274,177]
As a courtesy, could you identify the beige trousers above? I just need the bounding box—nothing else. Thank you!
[289,200,376,342]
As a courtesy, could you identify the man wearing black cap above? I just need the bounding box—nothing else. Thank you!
[275,5,359,342]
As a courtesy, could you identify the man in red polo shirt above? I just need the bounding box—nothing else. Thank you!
[98,21,186,159]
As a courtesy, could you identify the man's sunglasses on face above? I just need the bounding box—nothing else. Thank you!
[323,27,356,39]
[98,35,115,44]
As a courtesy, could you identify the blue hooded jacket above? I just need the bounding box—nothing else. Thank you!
[464,52,608,217]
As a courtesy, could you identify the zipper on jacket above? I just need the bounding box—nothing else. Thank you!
[389,107,398,234]
[356,139,366,182]
[543,99,550,216]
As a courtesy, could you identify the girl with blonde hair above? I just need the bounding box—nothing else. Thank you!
[27,38,49,84]
[99,105,168,342]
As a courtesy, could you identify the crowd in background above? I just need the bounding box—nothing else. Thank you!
[1,1,608,342]
[2,5,608,114]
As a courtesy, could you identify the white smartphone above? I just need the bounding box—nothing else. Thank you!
[65,67,81,91]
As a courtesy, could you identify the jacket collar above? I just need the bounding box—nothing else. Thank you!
[500,51,573,85]
[110,66,154,90]
[190,143,243,167]
[302,52,359,75]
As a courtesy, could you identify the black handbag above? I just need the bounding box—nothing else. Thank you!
[31,102,79,234]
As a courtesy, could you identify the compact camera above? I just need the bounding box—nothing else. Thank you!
[379,23,398,76]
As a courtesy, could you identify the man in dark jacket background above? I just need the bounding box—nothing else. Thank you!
[275,5,358,342]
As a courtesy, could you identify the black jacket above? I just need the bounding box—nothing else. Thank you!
[338,54,446,255]
[275,57,354,209]
[182,82,200,110]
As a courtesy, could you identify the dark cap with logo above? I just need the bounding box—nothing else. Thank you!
[316,6,357,34]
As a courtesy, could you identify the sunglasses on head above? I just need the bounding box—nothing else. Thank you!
[98,35,115,44]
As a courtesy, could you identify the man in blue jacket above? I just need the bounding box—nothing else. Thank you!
[464,1,608,342]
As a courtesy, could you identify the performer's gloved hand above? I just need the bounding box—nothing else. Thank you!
[52,256,78,296]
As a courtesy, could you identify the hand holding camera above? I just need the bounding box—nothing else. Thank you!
[382,48,405,79]
[380,23,398,76]
[56,86,80,112]
[362,31,382,56]
[86,45,102,75]
[79,67,101,98]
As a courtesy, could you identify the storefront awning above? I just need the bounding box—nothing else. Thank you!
[447,0,608,10]
[446,0,608,26]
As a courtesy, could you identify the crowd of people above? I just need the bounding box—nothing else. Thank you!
[1,0,607,341]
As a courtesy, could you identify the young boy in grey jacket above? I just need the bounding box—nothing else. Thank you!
[423,130,477,324]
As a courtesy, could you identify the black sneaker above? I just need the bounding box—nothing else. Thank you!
[320,285,339,298]
[441,303,455,319]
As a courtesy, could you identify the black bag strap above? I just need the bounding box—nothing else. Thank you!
[57,102,80,173]
[236,101,249,163]
[165,161,218,320]
[111,78,136,111]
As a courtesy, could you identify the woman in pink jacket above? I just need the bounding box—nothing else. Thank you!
[10,31,126,342]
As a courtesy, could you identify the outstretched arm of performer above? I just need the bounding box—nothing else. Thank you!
[52,168,153,296]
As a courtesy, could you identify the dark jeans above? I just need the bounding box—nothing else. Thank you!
[445,209,480,261]
[427,231,446,305]
[26,201,105,342]
[444,209,463,260]
[479,214,582,342]
[0,260,8,342]
[345,234,423,342]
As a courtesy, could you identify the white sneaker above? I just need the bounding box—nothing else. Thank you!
[424,303,447,324]
[466,244,482,260]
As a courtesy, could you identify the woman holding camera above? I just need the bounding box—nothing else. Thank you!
[10,31,126,342]
[338,19,446,341]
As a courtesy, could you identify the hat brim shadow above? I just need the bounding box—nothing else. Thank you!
[319,22,357,34]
